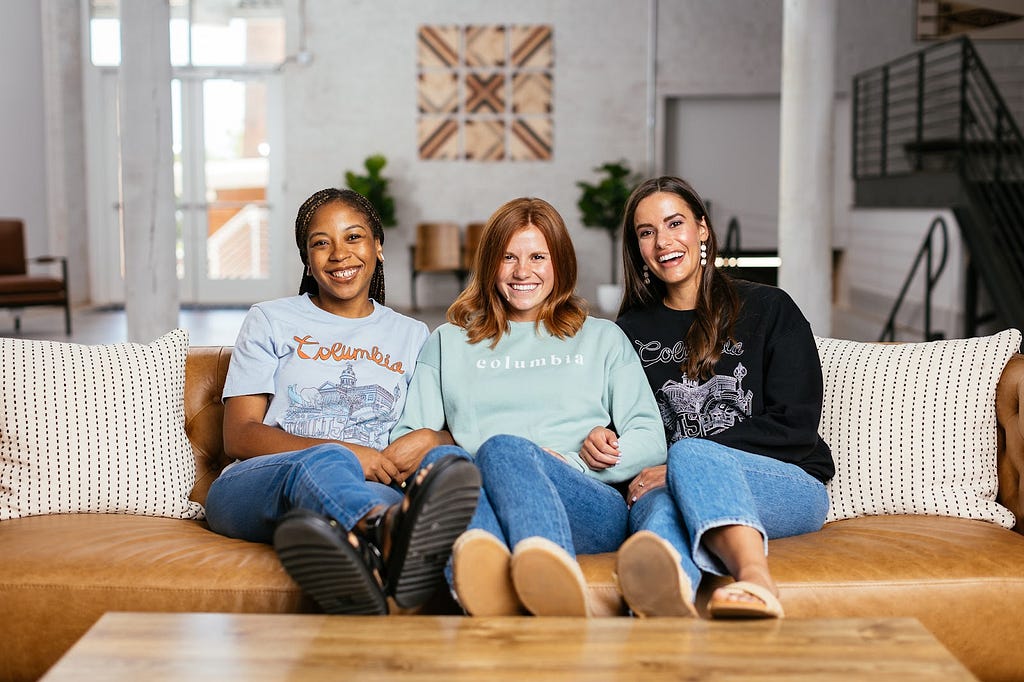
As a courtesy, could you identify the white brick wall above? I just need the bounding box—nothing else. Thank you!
[8,0,1023,336]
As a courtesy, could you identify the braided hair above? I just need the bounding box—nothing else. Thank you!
[294,188,387,304]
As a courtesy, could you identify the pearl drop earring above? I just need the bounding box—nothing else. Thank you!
[699,241,708,267]
[642,264,651,285]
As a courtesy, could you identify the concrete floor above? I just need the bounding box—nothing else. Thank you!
[0,305,451,346]
[1,299,882,347]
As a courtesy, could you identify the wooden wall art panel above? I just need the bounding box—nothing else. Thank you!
[417,24,553,161]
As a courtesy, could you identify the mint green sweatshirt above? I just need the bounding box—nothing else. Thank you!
[391,317,666,483]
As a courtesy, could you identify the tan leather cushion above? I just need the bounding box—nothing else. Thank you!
[581,515,1024,681]
[997,353,1024,524]
[735,516,1023,682]
[184,346,233,506]
[768,515,1024,682]
[0,514,312,682]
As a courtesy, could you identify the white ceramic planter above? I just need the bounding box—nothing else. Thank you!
[596,283,622,315]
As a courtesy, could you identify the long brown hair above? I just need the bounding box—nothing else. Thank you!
[619,177,740,380]
[448,197,587,347]
[294,188,387,304]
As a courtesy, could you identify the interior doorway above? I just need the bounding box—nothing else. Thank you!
[88,71,283,306]
[663,96,781,250]
[173,75,282,304]
[84,1,288,307]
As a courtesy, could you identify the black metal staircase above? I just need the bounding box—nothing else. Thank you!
[879,216,949,342]
[852,36,1024,337]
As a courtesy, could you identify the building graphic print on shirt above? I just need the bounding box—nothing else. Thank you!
[615,285,836,483]
[657,363,753,444]
[283,362,401,449]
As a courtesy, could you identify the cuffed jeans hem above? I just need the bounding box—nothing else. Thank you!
[691,516,768,576]
[205,444,400,544]
[295,466,380,531]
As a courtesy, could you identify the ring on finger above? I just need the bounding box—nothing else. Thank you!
[639,481,645,488]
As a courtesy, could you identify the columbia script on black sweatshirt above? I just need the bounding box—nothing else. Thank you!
[616,281,834,483]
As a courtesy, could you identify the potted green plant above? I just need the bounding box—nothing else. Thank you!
[576,161,637,312]
[345,154,397,228]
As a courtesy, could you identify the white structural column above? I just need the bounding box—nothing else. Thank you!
[41,0,89,304]
[777,0,837,335]
[119,0,178,341]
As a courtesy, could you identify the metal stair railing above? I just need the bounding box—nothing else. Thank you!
[853,39,965,179]
[853,35,1024,336]
[723,216,742,255]
[957,38,1024,260]
[879,216,949,342]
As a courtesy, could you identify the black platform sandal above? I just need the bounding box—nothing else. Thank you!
[365,454,481,609]
[273,509,388,615]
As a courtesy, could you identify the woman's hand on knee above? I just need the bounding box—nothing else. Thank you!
[627,465,667,506]
[349,444,400,484]
[383,429,452,483]
[581,426,620,470]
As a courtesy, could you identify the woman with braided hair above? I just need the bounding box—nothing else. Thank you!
[205,187,480,616]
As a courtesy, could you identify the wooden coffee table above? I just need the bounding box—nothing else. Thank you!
[42,612,976,680]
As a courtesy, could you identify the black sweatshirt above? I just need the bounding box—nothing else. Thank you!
[616,280,834,483]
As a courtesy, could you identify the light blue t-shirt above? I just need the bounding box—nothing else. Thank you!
[392,317,666,483]
[224,295,429,450]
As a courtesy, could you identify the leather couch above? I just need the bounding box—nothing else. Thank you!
[2,347,1023,681]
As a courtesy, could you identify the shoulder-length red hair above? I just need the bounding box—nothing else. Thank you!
[448,197,587,346]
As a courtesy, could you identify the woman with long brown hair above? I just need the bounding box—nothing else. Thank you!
[393,197,664,617]
[585,176,834,619]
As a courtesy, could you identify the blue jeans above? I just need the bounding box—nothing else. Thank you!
[205,443,458,544]
[433,434,628,557]
[629,438,828,597]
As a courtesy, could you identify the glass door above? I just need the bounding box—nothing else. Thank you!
[85,0,288,307]
[175,76,280,304]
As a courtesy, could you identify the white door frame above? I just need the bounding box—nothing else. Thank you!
[84,67,286,306]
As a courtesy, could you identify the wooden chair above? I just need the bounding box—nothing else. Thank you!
[462,222,486,272]
[0,218,71,334]
[409,222,464,310]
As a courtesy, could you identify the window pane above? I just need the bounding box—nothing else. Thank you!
[169,0,188,20]
[175,209,185,281]
[171,79,183,200]
[90,18,121,66]
[190,0,285,66]
[89,0,285,68]
[203,79,270,280]
[170,19,189,66]
[206,205,269,280]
